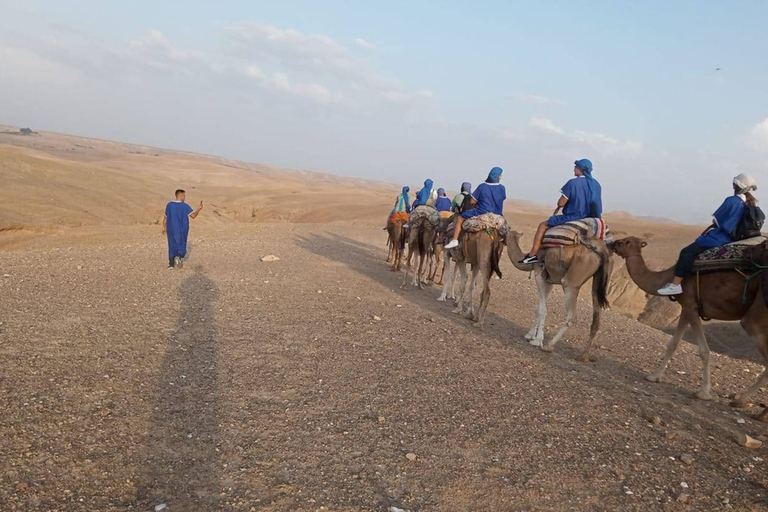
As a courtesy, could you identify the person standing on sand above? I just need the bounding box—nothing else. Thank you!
[162,189,203,269]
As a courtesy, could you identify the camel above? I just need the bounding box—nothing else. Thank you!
[452,228,504,328]
[386,220,407,271]
[612,237,768,412]
[506,231,612,361]
[401,215,437,290]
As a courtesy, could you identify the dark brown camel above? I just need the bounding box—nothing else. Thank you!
[612,237,768,418]
[401,216,437,290]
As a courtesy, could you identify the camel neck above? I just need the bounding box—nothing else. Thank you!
[506,236,535,271]
[623,252,676,295]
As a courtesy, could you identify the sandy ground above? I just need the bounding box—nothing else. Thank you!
[1,221,768,512]
[2,128,768,511]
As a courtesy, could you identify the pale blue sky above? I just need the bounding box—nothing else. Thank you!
[1,1,767,222]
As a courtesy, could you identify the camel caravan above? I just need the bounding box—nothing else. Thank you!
[386,162,768,418]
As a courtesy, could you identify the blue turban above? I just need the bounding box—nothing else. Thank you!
[574,159,593,174]
[437,188,447,197]
[486,167,503,183]
[461,182,471,193]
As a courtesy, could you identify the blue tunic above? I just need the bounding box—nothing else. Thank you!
[547,176,603,227]
[166,201,194,260]
[461,182,506,218]
[435,196,452,212]
[695,196,745,248]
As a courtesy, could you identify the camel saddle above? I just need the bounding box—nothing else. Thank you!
[692,236,767,273]
[462,213,510,240]
[409,205,439,226]
[388,211,409,224]
[541,218,612,248]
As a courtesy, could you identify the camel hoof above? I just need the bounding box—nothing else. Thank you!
[473,322,484,330]
[730,399,751,409]
[524,333,534,340]
[451,307,461,315]
[578,353,593,363]
[540,344,555,353]
[645,374,661,383]
[528,339,543,347]
[753,410,768,423]
[464,312,474,320]
[695,391,714,401]
[437,295,446,302]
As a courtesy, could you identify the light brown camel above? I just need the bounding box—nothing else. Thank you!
[401,216,437,290]
[386,220,407,271]
[612,237,768,413]
[506,231,612,361]
[452,228,504,328]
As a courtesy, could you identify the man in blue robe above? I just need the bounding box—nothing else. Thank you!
[162,189,203,268]
[444,167,505,249]
[521,159,602,264]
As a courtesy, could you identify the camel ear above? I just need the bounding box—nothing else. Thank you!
[640,241,648,248]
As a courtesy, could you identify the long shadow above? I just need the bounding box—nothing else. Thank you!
[137,266,221,510]
[295,232,768,460]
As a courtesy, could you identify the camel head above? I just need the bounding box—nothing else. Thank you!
[507,230,524,245]
[611,236,647,259]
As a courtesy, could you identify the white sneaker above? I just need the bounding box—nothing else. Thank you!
[657,283,683,296]
[444,239,459,249]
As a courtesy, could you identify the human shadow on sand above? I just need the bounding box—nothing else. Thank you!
[137,265,221,510]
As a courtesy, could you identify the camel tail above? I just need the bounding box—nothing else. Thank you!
[491,237,503,279]
[417,221,426,256]
[593,248,611,310]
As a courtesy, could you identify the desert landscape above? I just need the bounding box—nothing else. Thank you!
[2,126,768,511]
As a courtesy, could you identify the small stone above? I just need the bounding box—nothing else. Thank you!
[680,454,694,465]
[405,453,417,461]
[76,265,82,270]
[651,416,662,426]
[260,255,280,262]
[2,274,9,278]
[155,505,168,512]
[680,482,689,489]
[378,416,385,423]
[373,315,382,322]
[389,507,406,512]
[737,418,746,424]
[738,432,763,449]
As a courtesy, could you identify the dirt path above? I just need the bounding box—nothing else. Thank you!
[1,222,767,511]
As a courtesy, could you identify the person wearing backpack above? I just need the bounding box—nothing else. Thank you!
[520,158,602,264]
[658,174,760,296]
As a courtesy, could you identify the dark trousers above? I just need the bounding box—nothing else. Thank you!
[674,243,706,278]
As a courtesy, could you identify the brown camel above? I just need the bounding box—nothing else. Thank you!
[452,228,504,328]
[401,216,437,290]
[506,231,612,360]
[386,220,407,271]
[612,237,768,413]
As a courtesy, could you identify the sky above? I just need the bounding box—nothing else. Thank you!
[1,0,767,223]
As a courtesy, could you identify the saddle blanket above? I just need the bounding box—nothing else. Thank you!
[409,205,439,226]
[388,211,409,224]
[462,213,510,240]
[692,236,767,273]
[541,218,612,248]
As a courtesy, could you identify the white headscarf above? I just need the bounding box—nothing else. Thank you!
[733,173,758,194]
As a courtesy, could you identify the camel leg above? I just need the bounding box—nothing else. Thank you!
[413,251,422,288]
[400,243,415,289]
[437,257,453,301]
[474,266,493,328]
[526,272,551,347]
[688,315,714,400]
[541,284,579,352]
[448,256,461,300]
[732,301,768,409]
[465,268,479,319]
[646,314,690,384]
[578,289,603,362]
[452,263,469,314]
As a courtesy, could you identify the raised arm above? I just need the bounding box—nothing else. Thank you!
[190,201,203,219]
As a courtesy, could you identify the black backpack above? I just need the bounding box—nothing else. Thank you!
[732,205,765,241]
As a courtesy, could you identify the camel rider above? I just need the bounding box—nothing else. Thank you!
[436,188,452,218]
[658,174,759,296]
[391,186,411,215]
[412,179,437,208]
[444,167,505,250]
[452,182,472,214]
[521,158,602,264]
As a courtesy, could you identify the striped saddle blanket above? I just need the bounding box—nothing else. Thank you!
[463,213,510,240]
[409,206,439,226]
[541,218,612,248]
[692,237,767,273]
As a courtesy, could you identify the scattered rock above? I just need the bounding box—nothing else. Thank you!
[373,315,382,322]
[680,454,694,465]
[154,504,167,512]
[680,482,689,489]
[651,416,662,426]
[2,274,9,278]
[405,453,417,461]
[260,255,280,262]
[389,507,406,512]
[737,418,746,424]
[738,432,763,449]
[378,416,386,423]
